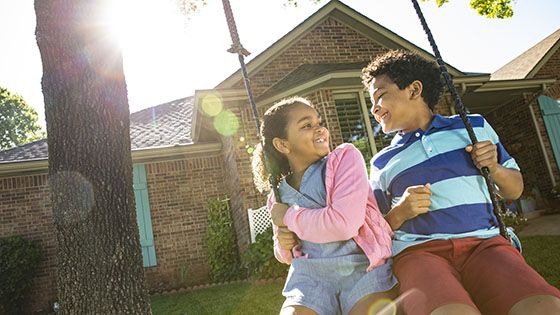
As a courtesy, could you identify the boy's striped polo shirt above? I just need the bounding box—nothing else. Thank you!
[370,114,520,254]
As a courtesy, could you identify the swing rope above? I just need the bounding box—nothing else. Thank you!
[410,0,508,238]
[221,0,282,201]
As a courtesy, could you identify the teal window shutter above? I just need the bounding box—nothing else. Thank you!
[133,164,157,267]
[538,96,560,171]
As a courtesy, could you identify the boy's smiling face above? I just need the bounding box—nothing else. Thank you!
[369,74,423,134]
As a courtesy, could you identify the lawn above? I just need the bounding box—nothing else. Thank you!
[151,236,560,315]
[150,281,284,315]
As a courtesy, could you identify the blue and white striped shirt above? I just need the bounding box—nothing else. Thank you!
[369,114,520,255]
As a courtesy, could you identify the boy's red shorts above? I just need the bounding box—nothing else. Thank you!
[393,236,560,315]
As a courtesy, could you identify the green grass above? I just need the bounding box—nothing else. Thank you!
[521,235,560,288]
[151,236,560,314]
[150,281,284,315]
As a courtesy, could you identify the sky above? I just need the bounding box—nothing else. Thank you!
[0,0,559,129]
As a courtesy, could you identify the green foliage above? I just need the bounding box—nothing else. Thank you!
[351,138,373,163]
[0,235,41,314]
[175,0,207,15]
[501,209,528,232]
[206,197,242,282]
[469,0,513,19]
[285,0,322,7]
[0,86,45,150]
[242,226,289,280]
[290,0,515,19]
[421,0,514,18]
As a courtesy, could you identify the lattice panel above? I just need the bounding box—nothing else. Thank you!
[247,206,271,243]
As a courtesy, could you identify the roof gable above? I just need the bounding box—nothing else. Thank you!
[491,28,560,81]
[216,0,463,92]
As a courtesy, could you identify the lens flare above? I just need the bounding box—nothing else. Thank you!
[336,264,356,276]
[246,144,255,154]
[368,298,397,315]
[201,94,224,117]
[49,171,94,225]
[213,110,239,136]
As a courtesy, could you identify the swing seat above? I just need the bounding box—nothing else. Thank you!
[507,227,523,253]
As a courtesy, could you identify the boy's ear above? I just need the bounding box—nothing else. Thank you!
[272,137,290,154]
[408,80,423,100]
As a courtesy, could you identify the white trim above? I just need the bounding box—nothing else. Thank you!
[358,90,377,156]
[258,70,359,106]
[475,78,557,92]
[0,143,223,176]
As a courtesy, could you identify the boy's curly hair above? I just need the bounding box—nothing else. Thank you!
[251,96,313,193]
[361,50,443,110]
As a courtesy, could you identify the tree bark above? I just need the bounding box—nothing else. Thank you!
[34,0,151,313]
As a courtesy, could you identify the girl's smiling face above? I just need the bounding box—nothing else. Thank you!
[279,103,330,170]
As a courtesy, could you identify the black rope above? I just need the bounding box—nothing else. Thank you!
[410,0,507,238]
[221,0,281,201]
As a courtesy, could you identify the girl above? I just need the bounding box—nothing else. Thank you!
[251,96,397,315]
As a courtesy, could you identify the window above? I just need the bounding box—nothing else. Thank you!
[334,92,392,162]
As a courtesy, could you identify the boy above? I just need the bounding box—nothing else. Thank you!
[362,49,560,315]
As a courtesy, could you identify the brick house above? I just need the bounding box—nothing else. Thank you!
[1,0,559,312]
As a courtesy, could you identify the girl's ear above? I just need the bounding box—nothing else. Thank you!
[408,80,423,100]
[272,137,290,155]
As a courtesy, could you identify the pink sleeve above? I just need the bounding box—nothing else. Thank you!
[268,193,293,264]
[283,145,368,243]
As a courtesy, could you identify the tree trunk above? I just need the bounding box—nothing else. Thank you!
[34,0,151,313]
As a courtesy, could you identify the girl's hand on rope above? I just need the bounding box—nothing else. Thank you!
[271,202,289,227]
[395,184,432,222]
[465,140,498,174]
[277,226,299,251]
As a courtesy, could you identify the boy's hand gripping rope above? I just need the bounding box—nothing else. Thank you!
[410,0,508,238]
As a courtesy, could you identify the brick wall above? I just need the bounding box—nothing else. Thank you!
[143,153,228,292]
[0,152,230,311]
[233,17,387,95]
[485,96,553,196]
[0,174,56,313]
[534,47,560,78]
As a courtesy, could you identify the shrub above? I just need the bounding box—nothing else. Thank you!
[206,197,242,282]
[0,235,41,314]
[242,226,289,280]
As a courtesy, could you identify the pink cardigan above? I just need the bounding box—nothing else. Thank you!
[268,143,393,271]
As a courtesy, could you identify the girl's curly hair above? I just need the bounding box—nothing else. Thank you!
[361,50,443,110]
[251,96,313,193]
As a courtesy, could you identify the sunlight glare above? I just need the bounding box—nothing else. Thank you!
[102,0,191,110]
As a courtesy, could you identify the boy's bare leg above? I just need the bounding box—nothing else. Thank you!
[431,303,480,315]
[508,295,560,315]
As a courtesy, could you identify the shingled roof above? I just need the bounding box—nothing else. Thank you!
[0,97,196,163]
[491,28,560,80]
